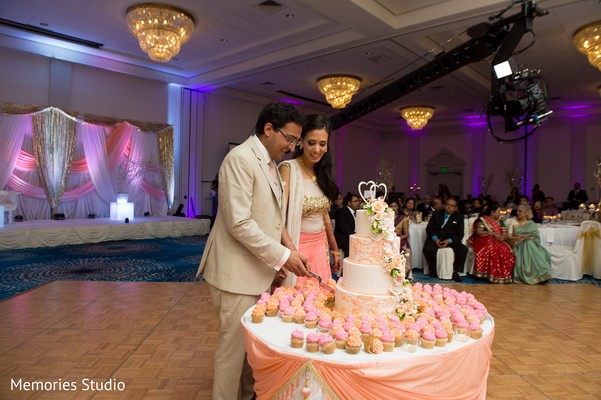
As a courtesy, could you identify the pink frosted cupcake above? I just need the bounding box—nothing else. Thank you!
[421,331,436,349]
[380,331,395,352]
[304,312,318,329]
[319,334,336,354]
[281,306,294,323]
[335,330,349,349]
[359,322,372,342]
[290,329,305,348]
[469,321,482,339]
[345,335,362,354]
[306,333,320,353]
[434,328,448,347]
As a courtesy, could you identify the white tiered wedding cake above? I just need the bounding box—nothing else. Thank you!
[335,181,411,317]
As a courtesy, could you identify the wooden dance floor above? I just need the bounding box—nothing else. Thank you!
[0,216,211,250]
[0,281,599,399]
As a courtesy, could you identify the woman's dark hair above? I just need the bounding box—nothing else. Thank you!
[254,102,304,135]
[292,114,338,201]
[481,203,501,217]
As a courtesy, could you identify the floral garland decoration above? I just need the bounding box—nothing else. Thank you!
[362,195,413,315]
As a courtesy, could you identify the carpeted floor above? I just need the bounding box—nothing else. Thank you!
[1,235,598,300]
[0,235,207,301]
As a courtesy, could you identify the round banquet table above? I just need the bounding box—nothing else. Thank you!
[242,308,495,400]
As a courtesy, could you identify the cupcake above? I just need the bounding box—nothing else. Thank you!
[251,304,266,323]
[434,328,448,347]
[334,330,349,349]
[306,333,320,353]
[319,334,336,354]
[290,329,305,348]
[359,322,372,342]
[294,308,306,324]
[345,335,362,354]
[265,298,278,317]
[281,306,294,323]
[380,331,395,352]
[304,312,318,329]
[392,328,405,347]
[469,321,482,339]
[421,331,436,349]
[367,338,384,354]
[442,320,454,343]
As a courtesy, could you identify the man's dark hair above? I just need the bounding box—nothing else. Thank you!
[254,102,304,135]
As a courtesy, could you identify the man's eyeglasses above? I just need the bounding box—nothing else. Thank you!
[276,128,301,147]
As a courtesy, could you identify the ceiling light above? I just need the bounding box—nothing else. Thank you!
[573,21,601,71]
[126,4,195,63]
[317,75,361,109]
[400,106,435,130]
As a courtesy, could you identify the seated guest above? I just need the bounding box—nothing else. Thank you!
[531,200,544,223]
[508,204,553,284]
[329,190,344,221]
[423,198,467,282]
[467,204,515,284]
[542,197,560,216]
[400,197,416,222]
[470,198,483,216]
[417,194,436,221]
[334,192,361,258]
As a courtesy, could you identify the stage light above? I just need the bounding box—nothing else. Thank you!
[493,59,517,79]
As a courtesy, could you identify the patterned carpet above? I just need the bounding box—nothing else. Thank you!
[0,235,207,301]
[0,236,598,300]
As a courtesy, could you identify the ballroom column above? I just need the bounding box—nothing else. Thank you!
[471,127,485,196]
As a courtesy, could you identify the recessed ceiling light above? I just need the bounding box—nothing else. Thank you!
[285,13,295,18]
[40,22,48,27]
[220,38,229,42]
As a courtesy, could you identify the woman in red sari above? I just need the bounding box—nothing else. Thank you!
[468,203,515,283]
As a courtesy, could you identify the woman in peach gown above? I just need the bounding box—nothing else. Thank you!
[279,114,341,287]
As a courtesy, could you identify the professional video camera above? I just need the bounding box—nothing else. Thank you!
[488,67,552,133]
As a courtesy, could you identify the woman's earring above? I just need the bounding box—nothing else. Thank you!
[300,144,303,149]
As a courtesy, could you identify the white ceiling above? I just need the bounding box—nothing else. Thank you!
[0,0,599,130]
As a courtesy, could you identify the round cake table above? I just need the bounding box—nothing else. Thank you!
[242,308,494,400]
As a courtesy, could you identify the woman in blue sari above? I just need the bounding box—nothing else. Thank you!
[508,204,553,284]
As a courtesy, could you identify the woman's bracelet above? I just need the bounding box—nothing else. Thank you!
[331,250,341,256]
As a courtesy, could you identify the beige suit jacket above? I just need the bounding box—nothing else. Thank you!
[197,135,287,295]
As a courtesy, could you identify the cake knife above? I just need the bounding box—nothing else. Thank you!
[310,272,335,294]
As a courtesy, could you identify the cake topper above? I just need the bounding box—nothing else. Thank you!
[358,180,387,203]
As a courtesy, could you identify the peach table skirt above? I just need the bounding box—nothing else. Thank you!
[242,309,494,400]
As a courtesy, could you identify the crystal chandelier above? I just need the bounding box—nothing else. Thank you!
[400,106,435,130]
[317,75,361,109]
[126,4,195,63]
[573,21,601,71]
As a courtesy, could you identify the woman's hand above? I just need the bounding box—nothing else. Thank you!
[331,251,341,274]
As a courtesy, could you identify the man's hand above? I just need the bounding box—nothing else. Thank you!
[283,250,311,277]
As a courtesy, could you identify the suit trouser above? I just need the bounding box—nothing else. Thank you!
[209,284,258,400]
[423,241,468,274]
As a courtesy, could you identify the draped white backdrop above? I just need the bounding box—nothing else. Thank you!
[0,105,174,221]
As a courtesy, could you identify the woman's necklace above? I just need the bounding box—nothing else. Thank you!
[299,158,317,185]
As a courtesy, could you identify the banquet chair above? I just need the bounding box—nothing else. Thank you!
[545,221,598,281]
[463,216,478,275]
[0,190,21,225]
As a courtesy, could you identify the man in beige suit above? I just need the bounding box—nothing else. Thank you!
[197,102,311,400]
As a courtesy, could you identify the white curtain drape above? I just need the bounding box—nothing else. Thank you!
[0,106,173,221]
